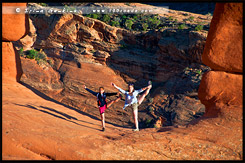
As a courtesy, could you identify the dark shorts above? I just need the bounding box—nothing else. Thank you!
[99,105,107,114]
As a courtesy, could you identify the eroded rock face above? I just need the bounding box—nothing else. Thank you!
[198,71,242,108]
[149,94,205,127]
[202,3,243,73]
[18,6,208,84]
[20,58,63,96]
[143,64,209,127]
[2,42,23,82]
[15,3,211,128]
[198,3,243,119]
[2,3,29,83]
[14,18,36,51]
[2,3,29,42]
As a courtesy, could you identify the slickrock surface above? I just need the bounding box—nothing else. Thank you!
[2,81,242,160]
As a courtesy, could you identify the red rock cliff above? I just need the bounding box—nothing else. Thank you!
[198,3,243,117]
[2,3,29,83]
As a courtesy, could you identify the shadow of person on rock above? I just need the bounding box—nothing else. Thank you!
[18,81,130,129]
[14,103,101,131]
[157,127,172,132]
[39,106,78,120]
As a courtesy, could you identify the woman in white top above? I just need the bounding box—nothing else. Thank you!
[111,81,152,131]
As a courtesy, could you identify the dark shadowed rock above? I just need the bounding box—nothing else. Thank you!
[2,42,23,83]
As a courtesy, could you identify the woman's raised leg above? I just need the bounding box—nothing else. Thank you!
[137,85,152,105]
[106,94,122,108]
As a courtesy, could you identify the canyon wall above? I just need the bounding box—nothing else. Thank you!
[198,3,243,117]
[12,3,212,127]
[2,3,29,83]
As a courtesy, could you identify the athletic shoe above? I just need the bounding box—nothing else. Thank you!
[102,127,105,132]
[133,128,139,131]
[119,93,122,99]
[148,80,152,85]
[148,80,152,89]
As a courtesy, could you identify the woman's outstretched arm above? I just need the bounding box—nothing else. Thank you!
[111,83,126,94]
[84,85,98,96]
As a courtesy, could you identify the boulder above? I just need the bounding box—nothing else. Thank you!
[2,3,29,41]
[149,94,205,127]
[13,18,36,51]
[170,96,205,126]
[198,71,242,108]
[2,42,23,82]
[93,50,110,58]
[20,58,64,95]
[202,3,243,73]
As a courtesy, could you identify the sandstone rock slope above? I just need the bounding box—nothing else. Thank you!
[2,2,243,160]
[13,3,212,128]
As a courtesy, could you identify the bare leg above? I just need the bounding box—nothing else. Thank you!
[100,113,105,128]
[133,108,139,130]
[137,86,151,105]
[106,95,121,108]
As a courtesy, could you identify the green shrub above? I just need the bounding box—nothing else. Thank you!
[195,25,203,31]
[26,49,38,59]
[145,119,152,127]
[91,14,99,19]
[85,14,91,18]
[188,16,194,21]
[142,23,148,31]
[25,49,48,65]
[168,16,173,21]
[111,20,120,27]
[36,59,46,65]
[178,24,186,29]
[196,69,202,75]
[19,47,24,57]
[102,14,111,23]
[36,51,47,61]
[113,17,121,23]
[125,19,133,30]
[39,3,47,6]
[150,17,161,28]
